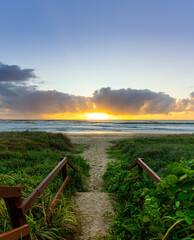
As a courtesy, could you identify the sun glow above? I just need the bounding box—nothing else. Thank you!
[85,113,109,120]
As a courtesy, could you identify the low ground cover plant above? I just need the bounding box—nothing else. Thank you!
[0,131,90,239]
[103,134,194,240]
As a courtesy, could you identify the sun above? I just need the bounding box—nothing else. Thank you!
[85,113,109,120]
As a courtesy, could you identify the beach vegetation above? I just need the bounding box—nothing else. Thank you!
[0,131,90,239]
[103,134,194,239]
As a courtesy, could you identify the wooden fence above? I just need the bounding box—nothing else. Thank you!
[0,157,79,240]
[0,157,161,239]
[128,158,161,183]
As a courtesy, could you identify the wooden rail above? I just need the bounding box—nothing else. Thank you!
[0,225,30,240]
[0,157,80,240]
[128,158,161,183]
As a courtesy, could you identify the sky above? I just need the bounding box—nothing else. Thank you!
[0,0,194,120]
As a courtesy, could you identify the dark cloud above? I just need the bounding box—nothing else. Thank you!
[0,83,92,116]
[191,92,194,98]
[0,84,193,118]
[0,62,92,117]
[92,87,176,114]
[0,62,36,82]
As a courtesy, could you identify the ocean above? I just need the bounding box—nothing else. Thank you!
[0,120,194,133]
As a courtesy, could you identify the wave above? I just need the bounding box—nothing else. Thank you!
[0,120,194,133]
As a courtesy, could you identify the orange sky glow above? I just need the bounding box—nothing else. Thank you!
[30,111,194,121]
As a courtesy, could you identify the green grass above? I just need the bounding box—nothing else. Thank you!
[103,134,194,240]
[0,131,90,239]
[108,134,194,175]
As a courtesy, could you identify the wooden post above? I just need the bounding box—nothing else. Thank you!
[5,197,29,240]
[138,158,144,174]
[60,157,67,181]
[138,158,144,183]
[5,197,26,228]
[0,186,29,239]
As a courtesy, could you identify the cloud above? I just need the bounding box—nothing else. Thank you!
[0,83,193,118]
[175,92,194,112]
[0,82,92,115]
[92,87,176,115]
[0,62,92,117]
[0,62,36,82]
[0,62,193,118]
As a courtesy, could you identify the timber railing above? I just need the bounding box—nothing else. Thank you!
[127,158,161,183]
[0,157,80,240]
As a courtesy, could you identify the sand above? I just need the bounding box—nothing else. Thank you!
[67,132,157,239]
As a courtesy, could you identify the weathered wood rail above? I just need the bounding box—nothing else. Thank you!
[0,157,80,240]
[0,225,30,240]
[127,158,161,183]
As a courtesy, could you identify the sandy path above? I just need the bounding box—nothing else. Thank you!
[67,133,130,239]
[72,135,113,191]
